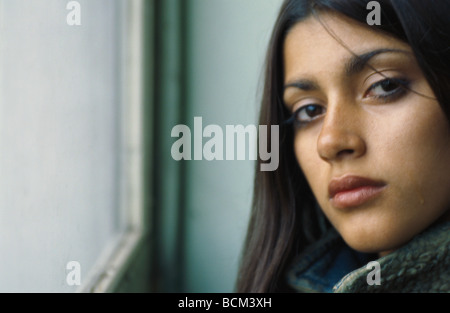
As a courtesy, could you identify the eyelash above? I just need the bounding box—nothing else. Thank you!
[365,77,410,102]
[285,77,411,127]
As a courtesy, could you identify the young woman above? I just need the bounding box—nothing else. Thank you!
[236,0,450,293]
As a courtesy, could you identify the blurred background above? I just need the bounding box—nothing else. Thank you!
[0,0,282,292]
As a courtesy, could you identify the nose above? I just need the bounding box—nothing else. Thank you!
[317,105,366,163]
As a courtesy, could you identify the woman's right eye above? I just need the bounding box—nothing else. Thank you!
[293,104,326,125]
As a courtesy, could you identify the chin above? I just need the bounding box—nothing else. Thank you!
[344,238,393,255]
[337,223,407,255]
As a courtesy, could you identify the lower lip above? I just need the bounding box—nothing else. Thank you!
[331,186,386,209]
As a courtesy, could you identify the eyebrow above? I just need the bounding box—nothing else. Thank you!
[284,48,411,92]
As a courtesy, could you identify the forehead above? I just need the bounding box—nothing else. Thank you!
[283,13,411,82]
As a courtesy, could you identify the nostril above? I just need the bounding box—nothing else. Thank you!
[337,149,355,157]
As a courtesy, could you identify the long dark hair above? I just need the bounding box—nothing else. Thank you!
[236,0,450,293]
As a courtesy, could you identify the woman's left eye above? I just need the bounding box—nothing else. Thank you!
[365,78,410,101]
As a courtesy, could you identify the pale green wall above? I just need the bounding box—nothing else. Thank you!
[182,0,283,292]
[150,0,283,293]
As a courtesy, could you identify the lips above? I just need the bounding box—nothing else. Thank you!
[328,175,386,209]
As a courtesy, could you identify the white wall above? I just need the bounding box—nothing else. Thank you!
[183,0,283,292]
[0,0,285,293]
[0,0,126,292]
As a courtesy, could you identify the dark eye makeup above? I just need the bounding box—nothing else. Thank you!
[365,77,411,102]
[283,77,411,128]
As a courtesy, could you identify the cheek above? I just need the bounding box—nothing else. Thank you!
[409,115,450,199]
[373,101,450,211]
[294,131,317,174]
[293,131,326,194]
[381,102,450,175]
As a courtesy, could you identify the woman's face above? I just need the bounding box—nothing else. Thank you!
[283,13,450,256]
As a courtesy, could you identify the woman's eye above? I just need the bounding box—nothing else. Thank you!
[294,104,325,124]
[365,78,409,100]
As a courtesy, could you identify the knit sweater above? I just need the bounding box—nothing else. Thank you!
[286,221,450,293]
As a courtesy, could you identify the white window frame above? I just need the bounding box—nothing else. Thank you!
[77,0,148,293]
